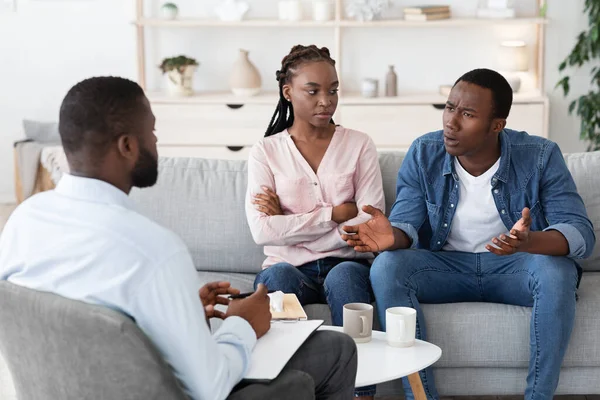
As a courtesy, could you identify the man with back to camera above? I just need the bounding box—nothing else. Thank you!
[0,76,358,400]
[342,68,595,400]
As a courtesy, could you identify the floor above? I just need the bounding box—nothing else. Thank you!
[1,204,598,400]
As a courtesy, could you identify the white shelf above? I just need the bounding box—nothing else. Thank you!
[135,17,548,28]
[339,17,548,27]
[147,90,546,106]
[146,91,279,105]
[341,90,546,105]
[135,18,336,28]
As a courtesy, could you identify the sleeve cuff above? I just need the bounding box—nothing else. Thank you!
[318,205,335,227]
[215,316,257,351]
[544,223,587,259]
[390,222,419,249]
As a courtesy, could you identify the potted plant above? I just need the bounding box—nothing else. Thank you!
[159,55,199,96]
[556,0,600,151]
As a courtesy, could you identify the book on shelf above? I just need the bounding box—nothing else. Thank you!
[404,5,450,14]
[404,11,451,21]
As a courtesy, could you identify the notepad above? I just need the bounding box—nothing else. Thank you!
[244,319,324,381]
[270,293,308,321]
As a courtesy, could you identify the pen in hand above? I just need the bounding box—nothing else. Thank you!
[228,290,276,300]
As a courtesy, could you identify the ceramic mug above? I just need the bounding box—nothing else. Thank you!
[386,307,416,347]
[343,303,373,343]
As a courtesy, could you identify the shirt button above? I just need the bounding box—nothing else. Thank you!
[494,189,499,194]
[437,241,441,245]
[313,182,318,186]
[444,223,448,227]
[450,204,454,208]
[501,209,506,214]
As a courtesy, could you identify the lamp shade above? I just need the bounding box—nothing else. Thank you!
[498,40,529,72]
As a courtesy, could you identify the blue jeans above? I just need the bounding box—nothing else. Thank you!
[370,249,579,400]
[254,257,375,397]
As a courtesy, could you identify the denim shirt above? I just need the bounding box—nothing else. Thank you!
[389,129,596,260]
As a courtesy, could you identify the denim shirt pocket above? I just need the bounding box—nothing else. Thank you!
[511,201,543,229]
[426,200,442,226]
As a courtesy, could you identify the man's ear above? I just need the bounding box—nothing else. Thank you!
[116,134,138,162]
[492,118,507,134]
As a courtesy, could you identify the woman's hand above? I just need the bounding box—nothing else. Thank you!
[253,186,283,216]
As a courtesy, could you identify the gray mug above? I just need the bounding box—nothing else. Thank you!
[343,303,373,343]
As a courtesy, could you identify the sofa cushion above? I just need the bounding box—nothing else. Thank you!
[419,272,600,368]
[378,152,406,216]
[130,157,264,274]
[564,152,600,271]
[301,272,600,369]
[131,151,598,274]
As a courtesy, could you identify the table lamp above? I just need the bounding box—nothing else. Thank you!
[498,40,529,92]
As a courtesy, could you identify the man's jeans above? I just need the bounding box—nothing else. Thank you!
[254,257,375,397]
[370,249,579,400]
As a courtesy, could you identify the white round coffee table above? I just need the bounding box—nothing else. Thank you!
[319,326,441,399]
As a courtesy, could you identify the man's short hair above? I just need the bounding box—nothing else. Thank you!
[58,77,145,158]
[454,68,513,119]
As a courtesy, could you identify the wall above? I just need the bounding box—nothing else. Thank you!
[0,0,593,203]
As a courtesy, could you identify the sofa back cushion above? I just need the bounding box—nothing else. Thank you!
[564,152,600,271]
[130,151,599,273]
[131,157,265,273]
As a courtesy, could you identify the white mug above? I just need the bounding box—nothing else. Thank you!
[343,303,373,343]
[386,307,416,347]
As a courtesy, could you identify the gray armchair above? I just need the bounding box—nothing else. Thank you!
[0,282,187,400]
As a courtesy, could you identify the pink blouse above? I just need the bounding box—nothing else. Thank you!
[245,126,385,268]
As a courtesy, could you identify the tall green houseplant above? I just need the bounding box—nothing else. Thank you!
[556,0,600,151]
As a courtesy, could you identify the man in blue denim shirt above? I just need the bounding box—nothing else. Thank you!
[342,69,595,400]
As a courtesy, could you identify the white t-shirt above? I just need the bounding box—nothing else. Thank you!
[443,157,508,253]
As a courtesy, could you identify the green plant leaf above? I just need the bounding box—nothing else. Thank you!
[569,100,577,114]
[556,0,600,152]
[559,60,567,71]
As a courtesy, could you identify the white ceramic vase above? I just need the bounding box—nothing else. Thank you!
[229,49,262,96]
[165,65,196,96]
[215,0,249,21]
[160,3,179,19]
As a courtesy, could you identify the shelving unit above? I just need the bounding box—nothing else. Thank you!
[134,0,550,158]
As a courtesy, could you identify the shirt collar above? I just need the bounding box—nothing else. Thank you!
[442,129,511,183]
[54,174,135,210]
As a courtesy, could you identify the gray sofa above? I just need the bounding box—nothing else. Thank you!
[1,150,598,398]
[130,151,600,397]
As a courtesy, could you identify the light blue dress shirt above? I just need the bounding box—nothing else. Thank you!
[0,174,257,400]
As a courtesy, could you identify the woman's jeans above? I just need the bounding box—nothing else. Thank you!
[255,257,375,397]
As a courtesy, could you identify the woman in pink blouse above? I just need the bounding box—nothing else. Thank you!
[245,45,384,398]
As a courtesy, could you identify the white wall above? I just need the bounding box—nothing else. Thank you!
[0,0,594,203]
[0,0,137,203]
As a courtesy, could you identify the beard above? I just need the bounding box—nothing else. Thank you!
[131,146,158,188]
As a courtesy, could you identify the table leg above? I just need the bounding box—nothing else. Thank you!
[407,372,427,400]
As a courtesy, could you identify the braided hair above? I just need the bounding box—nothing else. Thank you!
[264,45,336,137]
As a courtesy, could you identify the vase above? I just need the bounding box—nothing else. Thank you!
[215,0,249,22]
[385,65,397,97]
[160,2,179,20]
[361,78,378,98]
[229,49,262,97]
[165,65,196,96]
[313,0,333,21]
